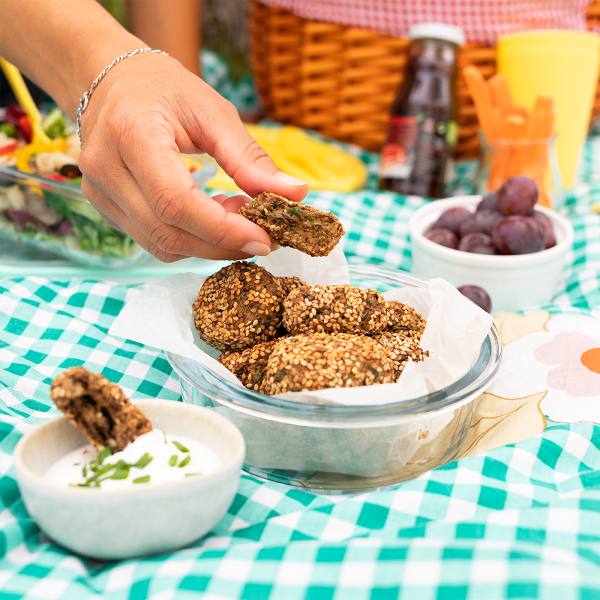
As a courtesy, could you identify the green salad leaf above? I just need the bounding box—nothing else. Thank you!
[0,123,16,138]
[42,108,72,140]
[42,184,136,258]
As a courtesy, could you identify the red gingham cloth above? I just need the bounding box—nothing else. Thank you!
[257,0,594,44]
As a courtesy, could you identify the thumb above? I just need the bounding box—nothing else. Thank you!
[196,103,309,201]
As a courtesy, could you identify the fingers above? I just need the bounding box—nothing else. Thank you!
[117,128,275,257]
[218,194,254,213]
[187,96,310,201]
[81,177,186,263]
[211,194,229,205]
[213,193,280,250]
[81,176,252,262]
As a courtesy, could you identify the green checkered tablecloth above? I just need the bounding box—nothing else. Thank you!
[1,140,600,599]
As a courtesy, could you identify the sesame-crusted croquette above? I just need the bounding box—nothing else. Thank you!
[385,301,427,337]
[283,284,387,336]
[239,193,345,257]
[260,333,396,395]
[50,367,152,452]
[193,262,285,351]
[371,331,428,380]
[217,340,277,391]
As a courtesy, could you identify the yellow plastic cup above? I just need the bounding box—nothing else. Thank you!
[497,31,600,188]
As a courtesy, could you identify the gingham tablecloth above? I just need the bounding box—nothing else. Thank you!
[1,140,600,599]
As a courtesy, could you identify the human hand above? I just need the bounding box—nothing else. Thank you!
[77,52,309,262]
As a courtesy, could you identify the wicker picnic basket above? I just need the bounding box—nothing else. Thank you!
[250,0,600,159]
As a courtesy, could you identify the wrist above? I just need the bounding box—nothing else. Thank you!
[65,33,146,116]
[76,48,171,147]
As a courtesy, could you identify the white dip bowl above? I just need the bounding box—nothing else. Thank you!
[409,195,574,312]
[14,399,245,561]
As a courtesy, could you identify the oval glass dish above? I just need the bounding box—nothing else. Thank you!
[0,155,216,269]
[166,264,503,494]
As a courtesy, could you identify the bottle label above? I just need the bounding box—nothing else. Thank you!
[379,115,419,179]
[380,115,458,183]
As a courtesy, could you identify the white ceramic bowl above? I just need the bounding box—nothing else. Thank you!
[409,196,574,312]
[14,399,245,560]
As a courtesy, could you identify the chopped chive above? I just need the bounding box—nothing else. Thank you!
[76,462,119,487]
[172,441,189,453]
[133,475,151,484]
[185,473,202,477]
[110,467,130,480]
[98,446,112,465]
[85,464,114,485]
[135,453,153,469]
[178,456,191,468]
[82,466,87,478]
[162,430,167,445]
[168,455,178,467]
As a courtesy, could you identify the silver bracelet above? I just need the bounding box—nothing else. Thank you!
[76,48,169,148]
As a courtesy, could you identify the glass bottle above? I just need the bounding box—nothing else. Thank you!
[379,23,465,198]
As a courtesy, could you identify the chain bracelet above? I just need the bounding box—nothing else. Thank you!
[76,48,169,148]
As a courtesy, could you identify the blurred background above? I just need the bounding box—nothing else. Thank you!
[124,0,261,118]
[0,0,258,117]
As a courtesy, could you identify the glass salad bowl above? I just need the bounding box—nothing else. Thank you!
[166,264,503,494]
[0,155,217,269]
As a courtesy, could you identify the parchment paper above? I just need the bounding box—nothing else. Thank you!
[109,245,493,405]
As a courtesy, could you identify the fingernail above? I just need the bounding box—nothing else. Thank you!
[276,171,308,187]
[270,242,281,251]
[241,241,271,256]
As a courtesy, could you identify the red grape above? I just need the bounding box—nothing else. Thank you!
[531,210,556,249]
[497,176,538,215]
[458,285,492,313]
[425,228,459,249]
[433,207,472,235]
[476,190,499,212]
[458,232,497,255]
[459,210,503,237]
[492,215,546,254]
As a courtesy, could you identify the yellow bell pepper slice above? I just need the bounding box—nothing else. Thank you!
[206,125,367,192]
[16,137,67,173]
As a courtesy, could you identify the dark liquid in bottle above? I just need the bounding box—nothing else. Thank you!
[379,37,459,198]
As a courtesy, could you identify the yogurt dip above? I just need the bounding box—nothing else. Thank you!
[43,430,223,490]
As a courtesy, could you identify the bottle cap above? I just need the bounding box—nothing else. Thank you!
[409,23,465,46]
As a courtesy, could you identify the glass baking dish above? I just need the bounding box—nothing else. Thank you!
[0,155,217,269]
[166,263,502,494]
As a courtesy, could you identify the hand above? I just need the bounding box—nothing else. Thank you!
[77,53,309,262]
